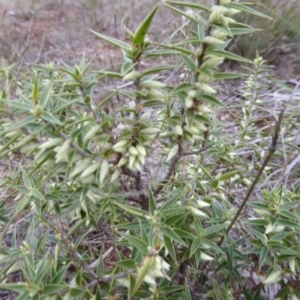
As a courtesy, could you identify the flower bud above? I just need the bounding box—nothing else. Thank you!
[99,159,109,184]
[30,104,44,117]
[123,70,140,81]
[137,154,145,165]
[141,80,166,89]
[128,155,136,169]
[175,125,183,136]
[185,96,194,108]
[117,156,128,168]
[188,90,197,98]
[84,125,101,140]
[128,145,139,156]
[110,168,121,182]
[140,127,161,134]
[80,162,101,178]
[136,144,146,156]
[198,82,217,94]
[195,47,202,58]
[200,252,214,261]
[203,36,225,46]
[167,144,179,162]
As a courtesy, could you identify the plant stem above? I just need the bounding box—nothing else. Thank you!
[217,107,285,247]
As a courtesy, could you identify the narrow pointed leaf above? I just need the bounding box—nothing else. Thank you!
[165,4,206,26]
[165,0,209,12]
[133,5,158,45]
[90,29,129,50]
[180,53,196,72]
[122,234,149,255]
[259,246,269,270]
[148,188,156,215]
[225,2,272,20]
[208,50,253,64]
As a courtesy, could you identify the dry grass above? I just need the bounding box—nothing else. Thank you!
[231,0,300,64]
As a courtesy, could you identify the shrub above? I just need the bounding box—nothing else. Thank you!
[0,1,300,300]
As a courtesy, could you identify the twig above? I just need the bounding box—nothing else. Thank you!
[217,107,286,247]
[182,144,213,156]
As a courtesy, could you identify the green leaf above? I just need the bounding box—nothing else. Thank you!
[202,239,225,255]
[165,4,206,26]
[174,228,195,239]
[133,5,158,45]
[0,283,28,292]
[148,188,156,215]
[180,53,196,72]
[247,219,268,226]
[141,65,177,76]
[40,112,63,125]
[174,37,202,47]
[9,100,34,111]
[164,235,177,263]
[269,232,292,242]
[115,221,150,230]
[276,219,300,228]
[40,78,54,107]
[4,116,36,132]
[144,49,180,57]
[95,286,103,300]
[51,264,70,284]
[43,284,68,295]
[184,285,192,300]
[164,213,186,227]
[229,22,262,35]
[160,286,184,294]
[165,1,209,12]
[278,210,298,220]
[259,246,269,270]
[161,226,187,247]
[205,224,226,236]
[122,234,149,255]
[225,2,272,20]
[74,231,90,248]
[242,287,252,300]
[251,229,267,244]
[207,50,253,64]
[212,24,233,37]
[199,94,225,106]
[190,238,202,257]
[51,99,79,114]
[96,71,123,78]
[114,202,147,218]
[274,286,293,299]
[211,179,219,190]
[90,30,129,50]
[69,288,86,297]
[158,43,195,56]
[97,253,104,276]
[170,83,194,95]
[227,245,233,281]
[114,259,136,269]
[161,191,182,212]
[213,72,247,80]
[96,91,116,109]
[218,170,239,181]
[121,62,137,75]
[33,74,39,105]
